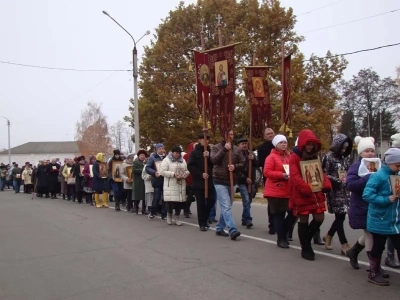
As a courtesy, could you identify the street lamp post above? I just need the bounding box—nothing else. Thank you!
[1,116,11,166]
[102,10,150,153]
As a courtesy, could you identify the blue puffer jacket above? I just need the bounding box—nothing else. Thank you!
[145,152,165,188]
[363,164,400,235]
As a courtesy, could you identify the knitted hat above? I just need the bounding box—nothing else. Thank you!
[171,146,182,153]
[272,134,287,147]
[155,143,164,150]
[354,136,375,155]
[391,133,400,148]
[113,149,121,155]
[384,148,400,164]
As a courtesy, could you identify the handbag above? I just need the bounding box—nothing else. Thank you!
[67,177,76,185]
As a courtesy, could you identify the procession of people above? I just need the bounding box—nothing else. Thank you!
[2,130,400,286]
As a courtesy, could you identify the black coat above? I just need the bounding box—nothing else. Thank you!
[187,144,214,190]
[46,163,60,185]
[257,140,274,171]
[36,165,48,187]
[237,150,257,185]
[72,163,86,192]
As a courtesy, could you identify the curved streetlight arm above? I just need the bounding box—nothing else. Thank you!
[102,10,150,153]
[102,11,136,45]
[136,31,150,46]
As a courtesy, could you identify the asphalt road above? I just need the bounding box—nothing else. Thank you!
[1,189,400,300]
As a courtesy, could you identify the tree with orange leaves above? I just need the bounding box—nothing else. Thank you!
[75,101,112,157]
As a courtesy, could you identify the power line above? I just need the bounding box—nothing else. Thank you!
[297,0,344,17]
[0,60,130,72]
[302,42,400,62]
[301,8,400,34]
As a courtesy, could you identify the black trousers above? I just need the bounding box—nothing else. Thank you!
[370,233,400,259]
[166,202,184,215]
[25,184,33,194]
[76,190,84,203]
[67,184,75,200]
[125,189,133,211]
[85,193,93,203]
[263,177,274,230]
[193,188,216,228]
[327,213,348,244]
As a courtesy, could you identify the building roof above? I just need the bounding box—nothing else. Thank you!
[0,142,80,155]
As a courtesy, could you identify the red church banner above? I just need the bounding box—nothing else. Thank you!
[205,44,238,136]
[194,51,211,120]
[282,54,292,125]
[244,66,271,138]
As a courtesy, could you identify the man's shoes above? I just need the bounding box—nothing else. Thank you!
[230,231,241,240]
[277,240,290,249]
[216,230,229,237]
[200,227,207,232]
[269,228,276,235]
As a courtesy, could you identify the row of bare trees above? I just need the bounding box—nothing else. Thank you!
[75,101,134,157]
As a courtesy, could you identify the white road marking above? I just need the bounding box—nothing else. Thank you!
[102,205,399,275]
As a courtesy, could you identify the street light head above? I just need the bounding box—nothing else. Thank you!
[145,30,150,35]
[102,11,109,16]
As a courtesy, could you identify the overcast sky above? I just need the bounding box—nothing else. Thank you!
[0,0,398,150]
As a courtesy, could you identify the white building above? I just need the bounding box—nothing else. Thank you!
[0,141,80,165]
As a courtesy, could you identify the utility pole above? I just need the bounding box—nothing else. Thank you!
[102,11,150,153]
[2,116,11,165]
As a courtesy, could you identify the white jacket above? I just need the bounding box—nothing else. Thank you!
[142,167,154,194]
[159,153,189,202]
[22,169,33,185]
[121,161,133,190]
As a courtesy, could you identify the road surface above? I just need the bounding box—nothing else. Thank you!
[1,190,399,300]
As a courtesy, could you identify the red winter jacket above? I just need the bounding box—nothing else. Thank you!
[288,130,332,214]
[263,148,291,199]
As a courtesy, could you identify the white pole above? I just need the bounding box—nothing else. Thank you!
[380,109,383,157]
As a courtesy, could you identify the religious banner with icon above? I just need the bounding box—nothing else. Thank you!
[194,51,211,121]
[205,44,240,136]
[282,54,292,126]
[244,66,272,138]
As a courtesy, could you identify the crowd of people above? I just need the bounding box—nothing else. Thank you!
[1,129,400,286]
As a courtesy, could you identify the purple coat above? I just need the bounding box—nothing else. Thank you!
[82,163,93,188]
[346,159,371,229]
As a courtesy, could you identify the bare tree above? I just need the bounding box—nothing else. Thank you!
[75,101,112,156]
[125,127,134,154]
[109,121,127,152]
[340,68,399,137]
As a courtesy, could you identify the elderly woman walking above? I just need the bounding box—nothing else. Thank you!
[159,146,189,225]
[133,150,147,214]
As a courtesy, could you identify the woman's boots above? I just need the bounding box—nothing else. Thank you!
[313,228,325,245]
[368,257,389,286]
[323,234,333,250]
[346,241,365,269]
[385,251,400,268]
[298,223,315,261]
